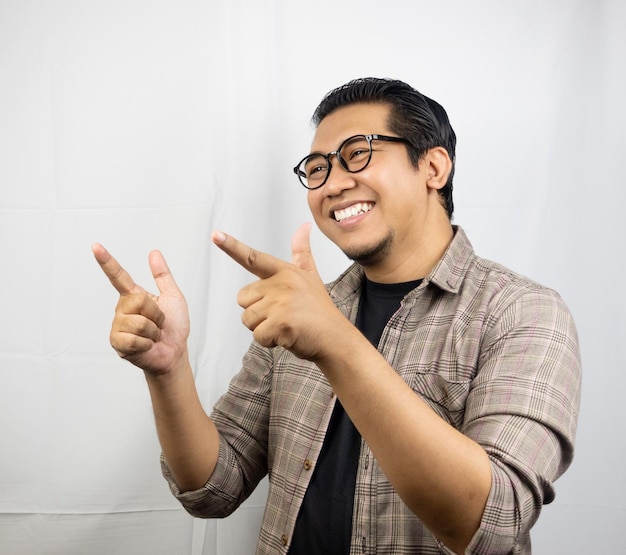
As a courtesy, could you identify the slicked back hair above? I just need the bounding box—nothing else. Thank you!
[312,77,456,219]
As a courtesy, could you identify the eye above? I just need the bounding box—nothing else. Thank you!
[302,154,328,182]
[348,148,368,160]
[340,137,371,167]
[308,164,326,176]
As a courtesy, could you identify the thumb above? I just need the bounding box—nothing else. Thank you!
[291,223,319,275]
[148,250,183,297]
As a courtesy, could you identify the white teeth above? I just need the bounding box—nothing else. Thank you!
[334,202,373,222]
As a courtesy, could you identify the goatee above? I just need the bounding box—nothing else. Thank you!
[342,231,394,266]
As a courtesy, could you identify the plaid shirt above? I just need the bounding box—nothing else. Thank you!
[162,227,581,554]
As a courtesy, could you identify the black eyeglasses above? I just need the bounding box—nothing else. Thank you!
[293,134,411,190]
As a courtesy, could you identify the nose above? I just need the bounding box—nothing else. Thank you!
[323,158,357,197]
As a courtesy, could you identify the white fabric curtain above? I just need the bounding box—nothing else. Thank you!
[0,1,623,553]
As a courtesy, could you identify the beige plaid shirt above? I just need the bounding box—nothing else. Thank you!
[162,227,581,554]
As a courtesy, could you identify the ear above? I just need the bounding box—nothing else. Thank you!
[424,147,452,191]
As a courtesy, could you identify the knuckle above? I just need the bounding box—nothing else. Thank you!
[120,334,145,355]
[253,328,277,349]
[115,294,137,313]
[110,330,144,356]
[241,306,258,329]
[247,247,258,267]
[126,316,146,335]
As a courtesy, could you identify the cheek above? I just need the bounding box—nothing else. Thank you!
[306,191,324,221]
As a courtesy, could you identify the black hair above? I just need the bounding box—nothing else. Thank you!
[312,77,456,219]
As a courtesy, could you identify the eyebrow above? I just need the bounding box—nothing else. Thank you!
[308,134,361,157]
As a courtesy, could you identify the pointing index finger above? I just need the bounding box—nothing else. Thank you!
[92,243,139,295]
[212,231,286,279]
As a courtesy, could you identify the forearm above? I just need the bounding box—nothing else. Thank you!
[145,358,220,493]
[315,323,491,553]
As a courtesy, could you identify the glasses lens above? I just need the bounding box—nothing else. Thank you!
[339,136,371,172]
[299,154,328,189]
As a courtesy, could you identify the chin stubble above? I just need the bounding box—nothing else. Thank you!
[341,230,395,266]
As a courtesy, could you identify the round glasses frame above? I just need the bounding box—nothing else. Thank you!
[293,134,411,190]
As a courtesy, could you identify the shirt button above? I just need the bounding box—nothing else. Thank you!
[303,459,313,471]
[281,534,289,546]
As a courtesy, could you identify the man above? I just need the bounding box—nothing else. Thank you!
[93,78,581,554]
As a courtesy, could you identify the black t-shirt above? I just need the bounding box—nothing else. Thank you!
[288,277,421,554]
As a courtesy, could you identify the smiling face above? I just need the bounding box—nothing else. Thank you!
[306,102,454,282]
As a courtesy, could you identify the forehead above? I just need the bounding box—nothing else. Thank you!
[311,103,392,152]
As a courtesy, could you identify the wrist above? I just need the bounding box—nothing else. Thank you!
[143,352,191,386]
[311,318,371,372]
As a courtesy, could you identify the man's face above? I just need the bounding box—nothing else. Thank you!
[306,103,437,274]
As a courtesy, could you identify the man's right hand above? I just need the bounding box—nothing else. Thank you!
[92,244,191,376]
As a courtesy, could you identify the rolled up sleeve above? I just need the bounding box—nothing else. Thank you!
[460,287,581,553]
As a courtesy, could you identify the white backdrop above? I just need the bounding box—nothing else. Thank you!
[1,1,624,553]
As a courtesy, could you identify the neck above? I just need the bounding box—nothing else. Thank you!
[361,222,454,284]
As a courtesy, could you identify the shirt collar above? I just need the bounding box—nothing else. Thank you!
[425,225,475,294]
[327,225,475,301]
